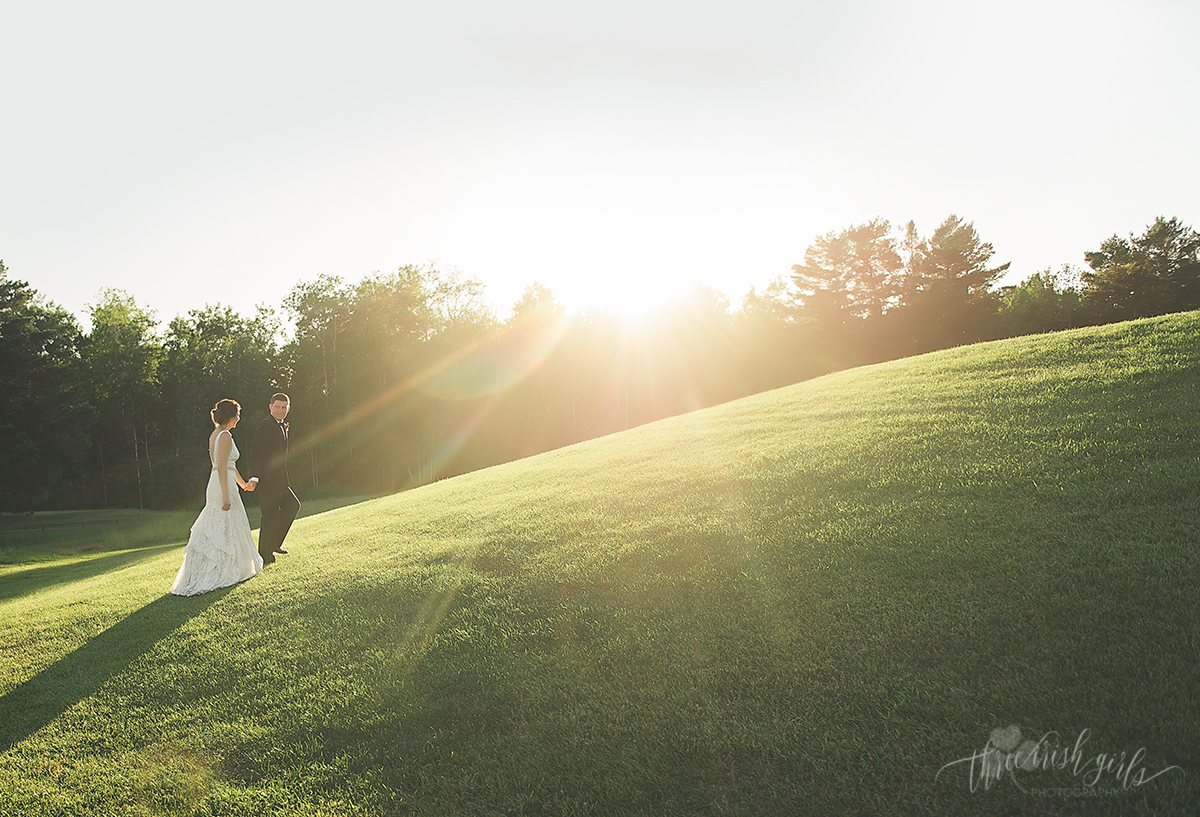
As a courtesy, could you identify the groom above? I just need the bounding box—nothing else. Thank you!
[247,392,300,565]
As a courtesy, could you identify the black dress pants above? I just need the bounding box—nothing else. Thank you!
[258,483,300,559]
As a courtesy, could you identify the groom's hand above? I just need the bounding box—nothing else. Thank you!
[244,482,256,492]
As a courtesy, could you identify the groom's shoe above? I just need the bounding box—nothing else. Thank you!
[261,552,275,565]
[273,548,288,554]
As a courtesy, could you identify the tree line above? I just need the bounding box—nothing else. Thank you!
[1,214,1196,513]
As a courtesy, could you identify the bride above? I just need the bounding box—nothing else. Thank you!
[170,398,264,596]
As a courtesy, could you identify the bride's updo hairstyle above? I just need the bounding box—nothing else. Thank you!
[211,399,241,426]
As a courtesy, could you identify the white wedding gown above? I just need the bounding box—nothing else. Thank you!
[170,430,263,596]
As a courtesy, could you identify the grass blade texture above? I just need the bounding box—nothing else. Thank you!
[1,312,1197,816]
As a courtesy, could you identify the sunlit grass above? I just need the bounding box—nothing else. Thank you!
[0,495,385,566]
[1,313,1198,815]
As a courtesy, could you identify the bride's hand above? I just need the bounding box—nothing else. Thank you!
[222,499,231,511]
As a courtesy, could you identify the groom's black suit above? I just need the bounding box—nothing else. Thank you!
[248,414,300,564]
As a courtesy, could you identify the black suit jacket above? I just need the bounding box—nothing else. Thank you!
[248,415,289,495]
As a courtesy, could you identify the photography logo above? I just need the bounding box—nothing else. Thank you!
[936,725,1183,797]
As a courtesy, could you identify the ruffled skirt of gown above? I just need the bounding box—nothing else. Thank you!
[170,460,263,596]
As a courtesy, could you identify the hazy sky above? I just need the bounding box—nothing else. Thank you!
[2,1,1196,329]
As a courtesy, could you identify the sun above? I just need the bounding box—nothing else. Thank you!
[564,271,688,323]
[442,138,741,326]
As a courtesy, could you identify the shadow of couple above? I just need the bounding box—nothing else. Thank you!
[0,586,229,753]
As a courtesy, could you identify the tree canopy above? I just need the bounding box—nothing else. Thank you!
[0,261,89,511]
[1082,216,1200,321]
[1,213,1195,511]
[791,218,903,325]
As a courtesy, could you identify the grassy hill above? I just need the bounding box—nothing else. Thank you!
[1,312,1197,816]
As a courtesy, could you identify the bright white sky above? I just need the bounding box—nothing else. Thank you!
[2,1,1197,329]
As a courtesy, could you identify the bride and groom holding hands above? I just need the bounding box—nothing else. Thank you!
[170,393,302,596]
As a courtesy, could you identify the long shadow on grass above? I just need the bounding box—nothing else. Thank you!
[0,588,229,752]
[0,544,180,604]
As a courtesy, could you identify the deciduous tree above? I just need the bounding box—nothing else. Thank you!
[81,289,160,507]
[0,262,88,511]
[996,266,1082,337]
[1082,216,1200,321]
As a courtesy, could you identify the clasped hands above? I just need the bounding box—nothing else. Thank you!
[222,479,256,511]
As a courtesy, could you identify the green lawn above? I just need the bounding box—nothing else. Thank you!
[1,313,1197,815]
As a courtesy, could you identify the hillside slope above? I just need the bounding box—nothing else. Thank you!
[2,312,1197,816]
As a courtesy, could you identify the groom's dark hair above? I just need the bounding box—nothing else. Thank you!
[270,392,290,404]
